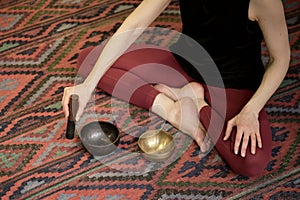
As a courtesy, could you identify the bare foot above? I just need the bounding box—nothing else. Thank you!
[152,94,208,151]
[153,84,180,100]
[154,82,207,111]
[170,97,208,151]
[153,83,211,151]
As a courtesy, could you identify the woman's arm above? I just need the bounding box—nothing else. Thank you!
[224,0,290,157]
[83,0,172,89]
[246,0,290,112]
[62,0,171,120]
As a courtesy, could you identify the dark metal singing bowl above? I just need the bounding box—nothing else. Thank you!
[80,121,120,156]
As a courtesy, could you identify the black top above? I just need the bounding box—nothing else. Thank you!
[171,0,265,90]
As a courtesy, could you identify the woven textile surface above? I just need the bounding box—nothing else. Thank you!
[0,0,299,199]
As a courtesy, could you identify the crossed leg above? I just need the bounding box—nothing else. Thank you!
[153,82,210,150]
[77,44,272,176]
[77,45,209,150]
[154,82,207,112]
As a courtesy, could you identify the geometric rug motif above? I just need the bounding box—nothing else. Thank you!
[0,0,299,199]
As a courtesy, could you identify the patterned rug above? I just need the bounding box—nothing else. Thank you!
[0,0,299,199]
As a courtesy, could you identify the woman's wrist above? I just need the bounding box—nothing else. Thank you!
[82,79,97,93]
[242,100,264,116]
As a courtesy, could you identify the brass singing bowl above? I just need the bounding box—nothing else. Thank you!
[80,121,120,156]
[138,130,175,162]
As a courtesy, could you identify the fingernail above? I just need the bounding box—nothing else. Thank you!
[234,150,238,155]
[242,152,245,157]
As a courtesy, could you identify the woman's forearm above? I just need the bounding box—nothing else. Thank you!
[82,28,146,90]
[82,0,171,91]
[243,56,290,114]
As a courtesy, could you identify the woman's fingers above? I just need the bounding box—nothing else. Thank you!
[240,132,250,157]
[62,87,71,119]
[257,130,263,149]
[235,130,262,157]
[226,114,262,157]
[234,128,243,155]
[61,84,94,122]
[250,133,257,155]
[224,118,235,141]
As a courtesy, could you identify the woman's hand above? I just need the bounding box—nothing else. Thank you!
[61,83,94,121]
[223,109,263,157]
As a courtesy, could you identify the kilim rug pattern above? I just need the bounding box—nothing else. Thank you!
[0,0,299,199]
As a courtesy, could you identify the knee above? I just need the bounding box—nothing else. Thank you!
[230,150,271,177]
[77,46,95,68]
[188,82,203,89]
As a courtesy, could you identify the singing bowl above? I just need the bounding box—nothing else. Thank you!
[138,130,175,162]
[80,121,120,156]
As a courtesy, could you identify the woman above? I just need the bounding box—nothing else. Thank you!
[62,0,290,176]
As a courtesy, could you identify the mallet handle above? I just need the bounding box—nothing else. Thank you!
[66,94,79,139]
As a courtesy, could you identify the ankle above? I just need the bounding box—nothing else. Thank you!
[194,98,209,112]
[151,93,175,120]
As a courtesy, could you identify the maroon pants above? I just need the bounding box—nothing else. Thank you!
[77,44,272,177]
